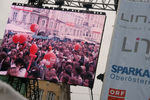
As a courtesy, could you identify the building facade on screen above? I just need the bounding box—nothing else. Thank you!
[9,5,105,43]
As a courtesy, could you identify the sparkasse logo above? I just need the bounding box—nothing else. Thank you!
[108,88,126,100]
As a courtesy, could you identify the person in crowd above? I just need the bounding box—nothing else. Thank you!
[60,73,70,84]
[73,66,83,85]
[0,52,7,70]
[7,58,26,77]
[68,77,79,85]
[27,66,40,79]
[45,68,59,83]
[0,56,11,71]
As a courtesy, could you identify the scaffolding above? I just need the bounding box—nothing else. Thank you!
[26,0,118,11]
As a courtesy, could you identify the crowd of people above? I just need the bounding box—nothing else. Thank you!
[0,32,100,88]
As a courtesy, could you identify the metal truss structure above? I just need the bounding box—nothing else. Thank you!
[45,0,118,11]
[27,0,118,11]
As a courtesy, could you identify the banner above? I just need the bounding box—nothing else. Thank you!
[100,0,150,100]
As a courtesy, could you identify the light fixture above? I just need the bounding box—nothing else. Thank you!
[55,0,64,8]
[28,0,37,5]
[82,2,92,10]
[97,73,104,82]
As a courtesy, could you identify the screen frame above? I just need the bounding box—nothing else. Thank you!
[0,3,107,88]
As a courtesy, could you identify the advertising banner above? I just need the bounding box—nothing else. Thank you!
[101,0,150,100]
[0,4,106,88]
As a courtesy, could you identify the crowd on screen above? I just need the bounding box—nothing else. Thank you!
[0,32,100,88]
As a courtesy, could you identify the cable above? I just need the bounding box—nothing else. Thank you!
[89,88,94,100]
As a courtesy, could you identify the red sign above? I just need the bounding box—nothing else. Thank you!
[108,96,125,100]
[92,31,101,34]
[66,22,74,27]
[108,88,126,100]
[11,7,32,12]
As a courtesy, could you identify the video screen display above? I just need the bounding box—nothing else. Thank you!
[0,4,106,88]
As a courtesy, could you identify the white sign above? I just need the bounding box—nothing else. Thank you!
[100,0,150,100]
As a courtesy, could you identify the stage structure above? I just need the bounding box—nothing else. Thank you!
[27,0,119,11]
[0,0,117,99]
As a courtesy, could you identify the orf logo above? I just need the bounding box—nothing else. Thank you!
[108,88,126,100]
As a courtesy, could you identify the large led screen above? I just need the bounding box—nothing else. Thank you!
[0,4,106,88]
